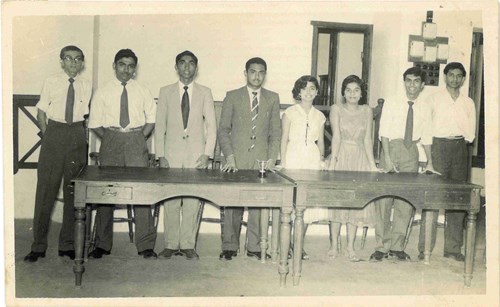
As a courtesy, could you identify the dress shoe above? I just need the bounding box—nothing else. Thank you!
[246,251,271,261]
[24,251,45,262]
[58,250,75,260]
[418,252,425,261]
[388,250,411,261]
[179,249,199,260]
[88,247,111,259]
[219,250,237,261]
[288,248,309,260]
[369,251,387,262]
[138,249,157,259]
[444,252,465,262]
[158,248,178,259]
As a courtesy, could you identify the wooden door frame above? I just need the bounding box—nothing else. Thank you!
[310,21,373,106]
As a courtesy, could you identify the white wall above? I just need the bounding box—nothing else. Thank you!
[11,7,485,235]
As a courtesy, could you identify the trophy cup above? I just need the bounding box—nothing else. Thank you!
[256,159,269,178]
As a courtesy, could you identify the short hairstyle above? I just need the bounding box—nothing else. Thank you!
[114,49,138,65]
[403,67,426,83]
[245,57,267,71]
[341,75,366,105]
[176,50,198,65]
[292,75,320,100]
[444,62,466,77]
[60,45,84,61]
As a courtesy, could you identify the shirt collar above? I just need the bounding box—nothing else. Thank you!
[247,86,261,98]
[178,81,193,91]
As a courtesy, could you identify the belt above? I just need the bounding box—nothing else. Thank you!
[435,136,464,140]
[48,119,84,127]
[106,126,143,133]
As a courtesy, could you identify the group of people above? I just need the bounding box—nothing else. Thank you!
[24,45,476,266]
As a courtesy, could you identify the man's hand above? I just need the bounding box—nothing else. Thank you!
[221,155,237,172]
[421,162,441,175]
[266,159,276,171]
[383,157,398,173]
[195,154,210,169]
[159,157,170,168]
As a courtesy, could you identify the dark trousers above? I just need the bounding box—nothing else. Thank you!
[375,140,418,252]
[222,208,261,252]
[93,130,156,253]
[31,120,87,253]
[418,137,468,254]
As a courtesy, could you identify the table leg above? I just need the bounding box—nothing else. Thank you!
[260,208,270,264]
[279,209,292,288]
[73,206,86,286]
[464,210,477,287]
[84,205,92,262]
[424,210,436,265]
[293,208,304,286]
[271,208,280,263]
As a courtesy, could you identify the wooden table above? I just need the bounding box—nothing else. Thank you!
[275,169,482,287]
[72,166,295,286]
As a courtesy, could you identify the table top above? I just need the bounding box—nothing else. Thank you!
[73,165,294,187]
[275,169,482,190]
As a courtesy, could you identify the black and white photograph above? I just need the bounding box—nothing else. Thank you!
[2,1,498,306]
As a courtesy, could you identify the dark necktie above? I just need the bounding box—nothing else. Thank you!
[181,85,190,129]
[65,78,75,124]
[120,82,130,128]
[250,92,259,151]
[404,101,414,148]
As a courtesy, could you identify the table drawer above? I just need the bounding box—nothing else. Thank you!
[307,189,355,202]
[86,186,133,200]
[239,190,282,202]
[425,191,470,204]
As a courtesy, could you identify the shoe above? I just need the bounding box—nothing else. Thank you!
[23,251,45,262]
[369,251,387,262]
[179,249,199,260]
[58,250,75,260]
[302,250,309,260]
[247,251,271,261]
[418,252,425,261]
[388,250,411,261]
[138,249,157,259]
[158,248,178,259]
[327,248,338,259]
[345,249,360,262]
[219,250,237,261]
[88,247,111,259]
[444,252,465,262]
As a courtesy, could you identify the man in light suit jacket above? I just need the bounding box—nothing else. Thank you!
[155,50,217,260]
[218,57,281,261]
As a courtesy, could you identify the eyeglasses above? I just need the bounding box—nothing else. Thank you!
[62,56,83,64]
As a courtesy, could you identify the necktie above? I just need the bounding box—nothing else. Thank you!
[403,101,414,149]
[250,92,259,151]
[65,78,75,124]
[181,86,190,129]
[120,82,130,128]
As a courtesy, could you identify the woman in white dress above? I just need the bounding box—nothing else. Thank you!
[280,75,327,259]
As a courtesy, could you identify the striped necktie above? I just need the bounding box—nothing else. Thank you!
[249,92,259,151]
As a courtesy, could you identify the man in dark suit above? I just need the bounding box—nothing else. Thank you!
[218,57,281,261]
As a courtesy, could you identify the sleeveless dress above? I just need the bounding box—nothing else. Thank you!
[328,104,376,227]
[284,104,329,223]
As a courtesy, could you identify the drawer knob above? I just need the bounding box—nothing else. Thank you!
[102,190,117,197]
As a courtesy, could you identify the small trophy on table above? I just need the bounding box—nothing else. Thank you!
[256,159,269,178]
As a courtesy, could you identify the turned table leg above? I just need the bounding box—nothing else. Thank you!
[271,208,280,263]
[464,210,477,287]
[293,208,304,286]
[424,210,436,265]
[73,206,86,286]
[260,208,270,264]
[279,208,292,287]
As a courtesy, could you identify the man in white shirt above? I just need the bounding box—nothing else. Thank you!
[418,62,476,262]
[155,50,217,260]
[24,45,92,262]
[88,49,157,259]
[370,67,432,261]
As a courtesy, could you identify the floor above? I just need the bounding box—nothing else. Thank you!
[12,218,487,305]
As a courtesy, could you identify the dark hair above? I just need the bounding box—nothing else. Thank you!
[176,50,198,65]
[245,57,267,71]
[341,75,366,105]
[403,67,426,83]
[292,75,320,100]
[60,45,84,61]
[444,62,466,77]
[114,49,138,65]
